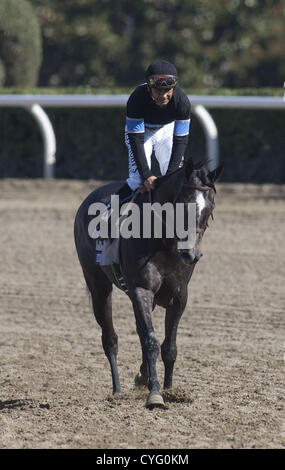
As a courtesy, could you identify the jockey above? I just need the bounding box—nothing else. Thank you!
[117,59,191,201]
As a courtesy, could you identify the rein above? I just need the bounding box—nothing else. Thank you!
[187,184,213,191]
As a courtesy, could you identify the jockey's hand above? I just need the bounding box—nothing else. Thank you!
[143,176,157,192]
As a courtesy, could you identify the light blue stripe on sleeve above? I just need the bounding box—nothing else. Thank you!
[174,118,191,136]
[126,117,145,133]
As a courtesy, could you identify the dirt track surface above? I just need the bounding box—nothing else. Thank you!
[0,179,284,449]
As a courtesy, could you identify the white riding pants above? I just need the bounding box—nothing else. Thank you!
[126,122,176,191]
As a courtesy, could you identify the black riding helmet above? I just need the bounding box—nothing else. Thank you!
[145,60,178,89]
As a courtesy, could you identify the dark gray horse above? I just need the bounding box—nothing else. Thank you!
[74,158,223,408]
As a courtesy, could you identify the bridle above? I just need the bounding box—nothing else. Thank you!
[143,181,215,249]
[186,183,216,226]
[148,183,214,204]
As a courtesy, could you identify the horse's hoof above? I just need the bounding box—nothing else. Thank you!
[135,373,148,387]
[145,391,166,409]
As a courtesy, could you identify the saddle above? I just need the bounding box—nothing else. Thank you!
[94,191,140,293]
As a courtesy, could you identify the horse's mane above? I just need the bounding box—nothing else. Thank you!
[149,160,217,203]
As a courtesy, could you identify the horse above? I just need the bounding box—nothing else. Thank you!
[74,158,223,408]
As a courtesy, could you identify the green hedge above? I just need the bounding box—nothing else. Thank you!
[0,0,42,87]
[0,88,284,183]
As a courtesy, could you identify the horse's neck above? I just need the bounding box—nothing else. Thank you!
[153,169,185,204]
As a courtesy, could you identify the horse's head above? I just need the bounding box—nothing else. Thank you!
[146,158,222,264]
[177,158,223,265]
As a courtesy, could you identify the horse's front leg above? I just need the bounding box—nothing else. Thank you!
[132,287,165,408]
[161,291,187,389]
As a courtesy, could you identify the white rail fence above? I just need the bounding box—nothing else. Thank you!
[0,94,284,178]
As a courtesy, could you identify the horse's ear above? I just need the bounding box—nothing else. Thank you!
[208,162,224,182]
[185,157,194,179]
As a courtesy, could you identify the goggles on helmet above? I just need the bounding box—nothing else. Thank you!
[147,75,177,89]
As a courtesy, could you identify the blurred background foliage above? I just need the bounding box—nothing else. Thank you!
[0,0,42,87]
[1,0,284,89]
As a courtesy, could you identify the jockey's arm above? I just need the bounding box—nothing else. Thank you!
[166,133,189,174]
[126,91,155,189]
[127,130,157,192]
[127,131,153,182]
[166,118,191,174]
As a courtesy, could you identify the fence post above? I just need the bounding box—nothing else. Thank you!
[28,104,56,179]
[193,104,219,171]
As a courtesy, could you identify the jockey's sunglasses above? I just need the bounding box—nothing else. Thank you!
[148,76,177,89]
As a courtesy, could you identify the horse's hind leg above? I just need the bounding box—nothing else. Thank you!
[85,270,121,395]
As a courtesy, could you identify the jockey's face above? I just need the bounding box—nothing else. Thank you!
[149,86,174,107]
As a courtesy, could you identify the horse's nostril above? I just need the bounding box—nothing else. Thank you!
[180,251,200,264]
[181,251,192,262]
